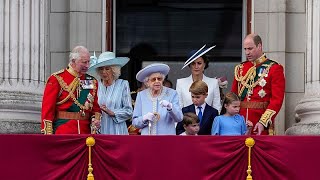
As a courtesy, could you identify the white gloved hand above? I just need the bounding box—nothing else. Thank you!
[159,100,173,110]
[143,112,155,123]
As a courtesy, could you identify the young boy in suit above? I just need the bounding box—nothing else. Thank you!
[176,80,219,135]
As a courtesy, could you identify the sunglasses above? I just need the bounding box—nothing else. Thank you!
[149,77,163,82]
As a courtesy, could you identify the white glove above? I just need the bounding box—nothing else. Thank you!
[143,112,155,123]
[159,100,173,110]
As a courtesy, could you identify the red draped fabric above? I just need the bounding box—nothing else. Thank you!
[1,135,319,180]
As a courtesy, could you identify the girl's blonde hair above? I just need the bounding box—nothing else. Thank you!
[220,92,240,115]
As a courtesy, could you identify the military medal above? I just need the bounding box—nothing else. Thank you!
[87,93,94,103]
[259,79,266,87]
[80,80,94,89]
[84,101,92,110]
[258,89,266,98]
[258,78,267,98]
[258,68,263,77]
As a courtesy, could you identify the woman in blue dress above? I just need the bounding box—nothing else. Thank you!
[211,92,253,135]
[132,63,183,135]
[89,51,133,135]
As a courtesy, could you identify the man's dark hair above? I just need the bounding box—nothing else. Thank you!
[253,35,262,47]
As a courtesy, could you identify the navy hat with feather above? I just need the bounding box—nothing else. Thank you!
[182,44,216,70]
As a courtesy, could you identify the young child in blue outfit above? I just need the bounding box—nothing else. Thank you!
[211,92,253,135]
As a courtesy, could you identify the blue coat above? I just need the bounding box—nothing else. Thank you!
[98,79,133,135]
[132,87,183,135]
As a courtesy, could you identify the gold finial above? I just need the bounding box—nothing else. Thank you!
[245,137,255,180]
[86,136,95,180]
[245,137,255,147]
[86,136,95,146]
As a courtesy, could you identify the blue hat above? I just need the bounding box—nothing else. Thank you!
[136,63,170,82]
[88,51,129,77]
[181,44,216,69]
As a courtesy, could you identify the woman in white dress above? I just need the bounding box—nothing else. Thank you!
[89,51,133,135]
[176,45,222,112]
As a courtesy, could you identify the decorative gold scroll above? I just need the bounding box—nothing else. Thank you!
[86,136,96,180]
[245,137,255,180]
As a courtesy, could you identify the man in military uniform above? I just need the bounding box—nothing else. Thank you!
[231,34,285,135]
[41,46,101,134]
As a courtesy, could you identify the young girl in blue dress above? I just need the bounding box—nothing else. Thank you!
[211,92,253,135]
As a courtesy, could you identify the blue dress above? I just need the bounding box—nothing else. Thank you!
[98,79,133,135]
[211,114,247,135]
[132,87,183,135]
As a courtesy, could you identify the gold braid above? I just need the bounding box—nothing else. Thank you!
[54,76,79,105]
[53,74,97,110]
[234,63,274,97]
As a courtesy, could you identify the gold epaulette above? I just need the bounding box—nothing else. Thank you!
[269,59,281,65]
[52,69,65,75]
[45,69,65,85]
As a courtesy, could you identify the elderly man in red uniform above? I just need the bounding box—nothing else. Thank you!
[231,34,285,135]
[41,46,101,134]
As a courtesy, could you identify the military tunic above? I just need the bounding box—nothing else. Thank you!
[41,65,101,134]
[231,54,285,135]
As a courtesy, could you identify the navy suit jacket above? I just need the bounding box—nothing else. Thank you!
[176,103,219,135]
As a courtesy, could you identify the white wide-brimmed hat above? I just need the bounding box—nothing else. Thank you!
[88,51,129,77]
[136,63,170,82]
[181,44,216,70]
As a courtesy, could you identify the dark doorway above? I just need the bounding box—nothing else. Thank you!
[115,0,244,91]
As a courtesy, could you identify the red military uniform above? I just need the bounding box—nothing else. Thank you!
[41,65,101,134]
[231,54,285,135]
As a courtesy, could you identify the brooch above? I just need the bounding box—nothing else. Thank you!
[258,89,266,98]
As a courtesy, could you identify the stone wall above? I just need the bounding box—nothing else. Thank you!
[253,0,307,134]
[48,0,103,75]
[0,0,47,133]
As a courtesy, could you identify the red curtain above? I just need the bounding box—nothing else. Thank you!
[1,135,320,180]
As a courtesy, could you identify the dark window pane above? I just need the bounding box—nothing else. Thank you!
[116,0,243,62]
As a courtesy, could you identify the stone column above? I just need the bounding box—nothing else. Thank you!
[253,0,286,134]
[286,0,320,135]
[0,0,47,133]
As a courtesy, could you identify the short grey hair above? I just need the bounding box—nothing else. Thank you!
[96,65,122,80]
[143,73,165,86]
[69,46,88,62]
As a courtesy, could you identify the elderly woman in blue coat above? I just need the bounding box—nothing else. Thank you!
[89,51,133,135]
[132,63,183,135]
